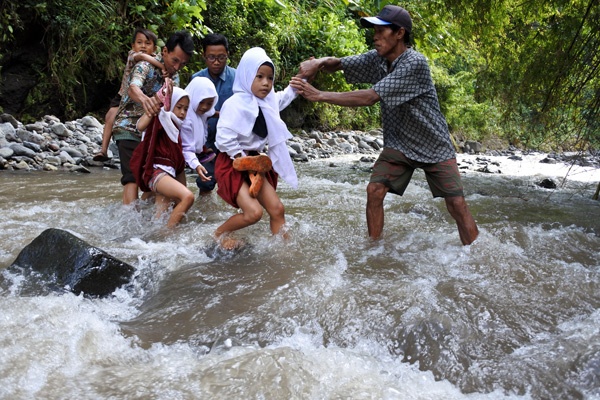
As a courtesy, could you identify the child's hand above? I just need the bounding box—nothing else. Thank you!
[196,165,212,181]
[160,64,171,78]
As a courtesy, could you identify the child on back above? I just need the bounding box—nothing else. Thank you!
[180,77,219,195]
[130,83,195,228]
[94,28,168,162]
[213,47,299,249]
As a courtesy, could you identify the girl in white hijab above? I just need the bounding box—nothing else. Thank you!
[214,47,298,249]
[181,77,219,194]
[130,83,195,228]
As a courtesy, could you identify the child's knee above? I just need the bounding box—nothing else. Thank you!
[268,201,285,219]
[181,190,195,208]
[244,207,264,224]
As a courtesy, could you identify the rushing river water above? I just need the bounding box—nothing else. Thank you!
[1,157,599,400]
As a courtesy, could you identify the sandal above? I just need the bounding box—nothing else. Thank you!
[198,152,216,164]
[93,152,110,162]
[156,79,172,111]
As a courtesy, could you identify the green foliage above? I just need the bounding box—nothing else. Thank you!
[1,0,597,151]
[431,64,501,142]
[200,0,378,130]
[1,0,207,120]
[0,1,19,50]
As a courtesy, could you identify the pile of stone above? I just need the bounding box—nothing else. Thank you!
[2,112,598,175]
[0,113,110,172]
[287,129,384,162]
[0,113,386,172]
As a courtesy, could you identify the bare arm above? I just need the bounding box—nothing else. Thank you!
[289,77,380,107]
[129,84,161,116]
[297,57,343,81]
[136,112,152,133]
[133,52,169,77]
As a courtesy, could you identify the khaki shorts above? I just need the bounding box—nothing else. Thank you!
[370,148,464,198]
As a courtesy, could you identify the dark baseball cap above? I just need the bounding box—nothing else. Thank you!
[360,5,412,33]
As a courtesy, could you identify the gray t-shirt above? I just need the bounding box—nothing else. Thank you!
[341,49,455,163]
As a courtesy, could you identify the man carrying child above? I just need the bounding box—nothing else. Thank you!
[112,30,195,205]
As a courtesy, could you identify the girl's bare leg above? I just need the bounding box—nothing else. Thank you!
[214,182,263,248]
[155,174,195,228]
[100,107,118,156]
[256,180,286,236]
[154,193,171,219]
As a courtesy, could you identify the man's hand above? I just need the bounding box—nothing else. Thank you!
[296,57,320,82]
[290,77,321,102]
[143,95,162,116]
[129,84,162,116]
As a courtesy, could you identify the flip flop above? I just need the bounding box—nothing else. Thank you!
[198,152,216,164]
[93,153,110,162]
[156,79,172,111]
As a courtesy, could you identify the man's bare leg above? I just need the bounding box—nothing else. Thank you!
[366,182,389,240]
[444,196,479,245]
[122,182,138,205]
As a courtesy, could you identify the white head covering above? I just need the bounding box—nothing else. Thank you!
[158,86,188,143]
[219,47,298,189]
[183,77,218,147]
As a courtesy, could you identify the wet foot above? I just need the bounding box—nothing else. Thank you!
[216,235,245,251]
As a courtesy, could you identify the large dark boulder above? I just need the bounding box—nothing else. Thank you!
[10,228,135,297]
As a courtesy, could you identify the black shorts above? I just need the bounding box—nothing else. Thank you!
[109,94,122,108]
[370,148,464,197]
[117,139,140,186]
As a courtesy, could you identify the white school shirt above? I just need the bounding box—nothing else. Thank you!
[181,77,218,170]
[216,85,296,158]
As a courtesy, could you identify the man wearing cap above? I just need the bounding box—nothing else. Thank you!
[290,5,479,245]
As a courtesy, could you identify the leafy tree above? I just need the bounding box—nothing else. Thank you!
[448,0,600,150]
[1,0,597,151]
[0,0,207,120]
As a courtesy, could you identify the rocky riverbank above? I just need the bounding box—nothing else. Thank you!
[0,113,388,173]
[0,113,599,181]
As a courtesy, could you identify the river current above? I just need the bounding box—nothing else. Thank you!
[1,157,599,399]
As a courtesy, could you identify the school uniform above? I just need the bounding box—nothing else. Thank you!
[214,47,298,207]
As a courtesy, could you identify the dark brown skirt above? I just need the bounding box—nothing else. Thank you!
[215,152,278,208]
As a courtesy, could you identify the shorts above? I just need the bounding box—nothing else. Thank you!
[117,139,140,186]
[370,148,464,198]
[148,169,169,192]
[109,93,122,108]
[195,155,217,193]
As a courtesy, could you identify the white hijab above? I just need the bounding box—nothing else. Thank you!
[158,86,188,143]
[183,77,218,146]
[219,47,298,189]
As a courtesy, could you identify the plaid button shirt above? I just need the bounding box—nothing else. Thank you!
[341,49,455,163]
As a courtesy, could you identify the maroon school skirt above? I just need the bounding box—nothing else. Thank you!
[215,152,278,208]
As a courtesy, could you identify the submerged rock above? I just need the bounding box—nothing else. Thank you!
[537,178,558,189]
[10,228,135,297]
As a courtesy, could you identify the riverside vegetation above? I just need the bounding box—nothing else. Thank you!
[0,0,598,155]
